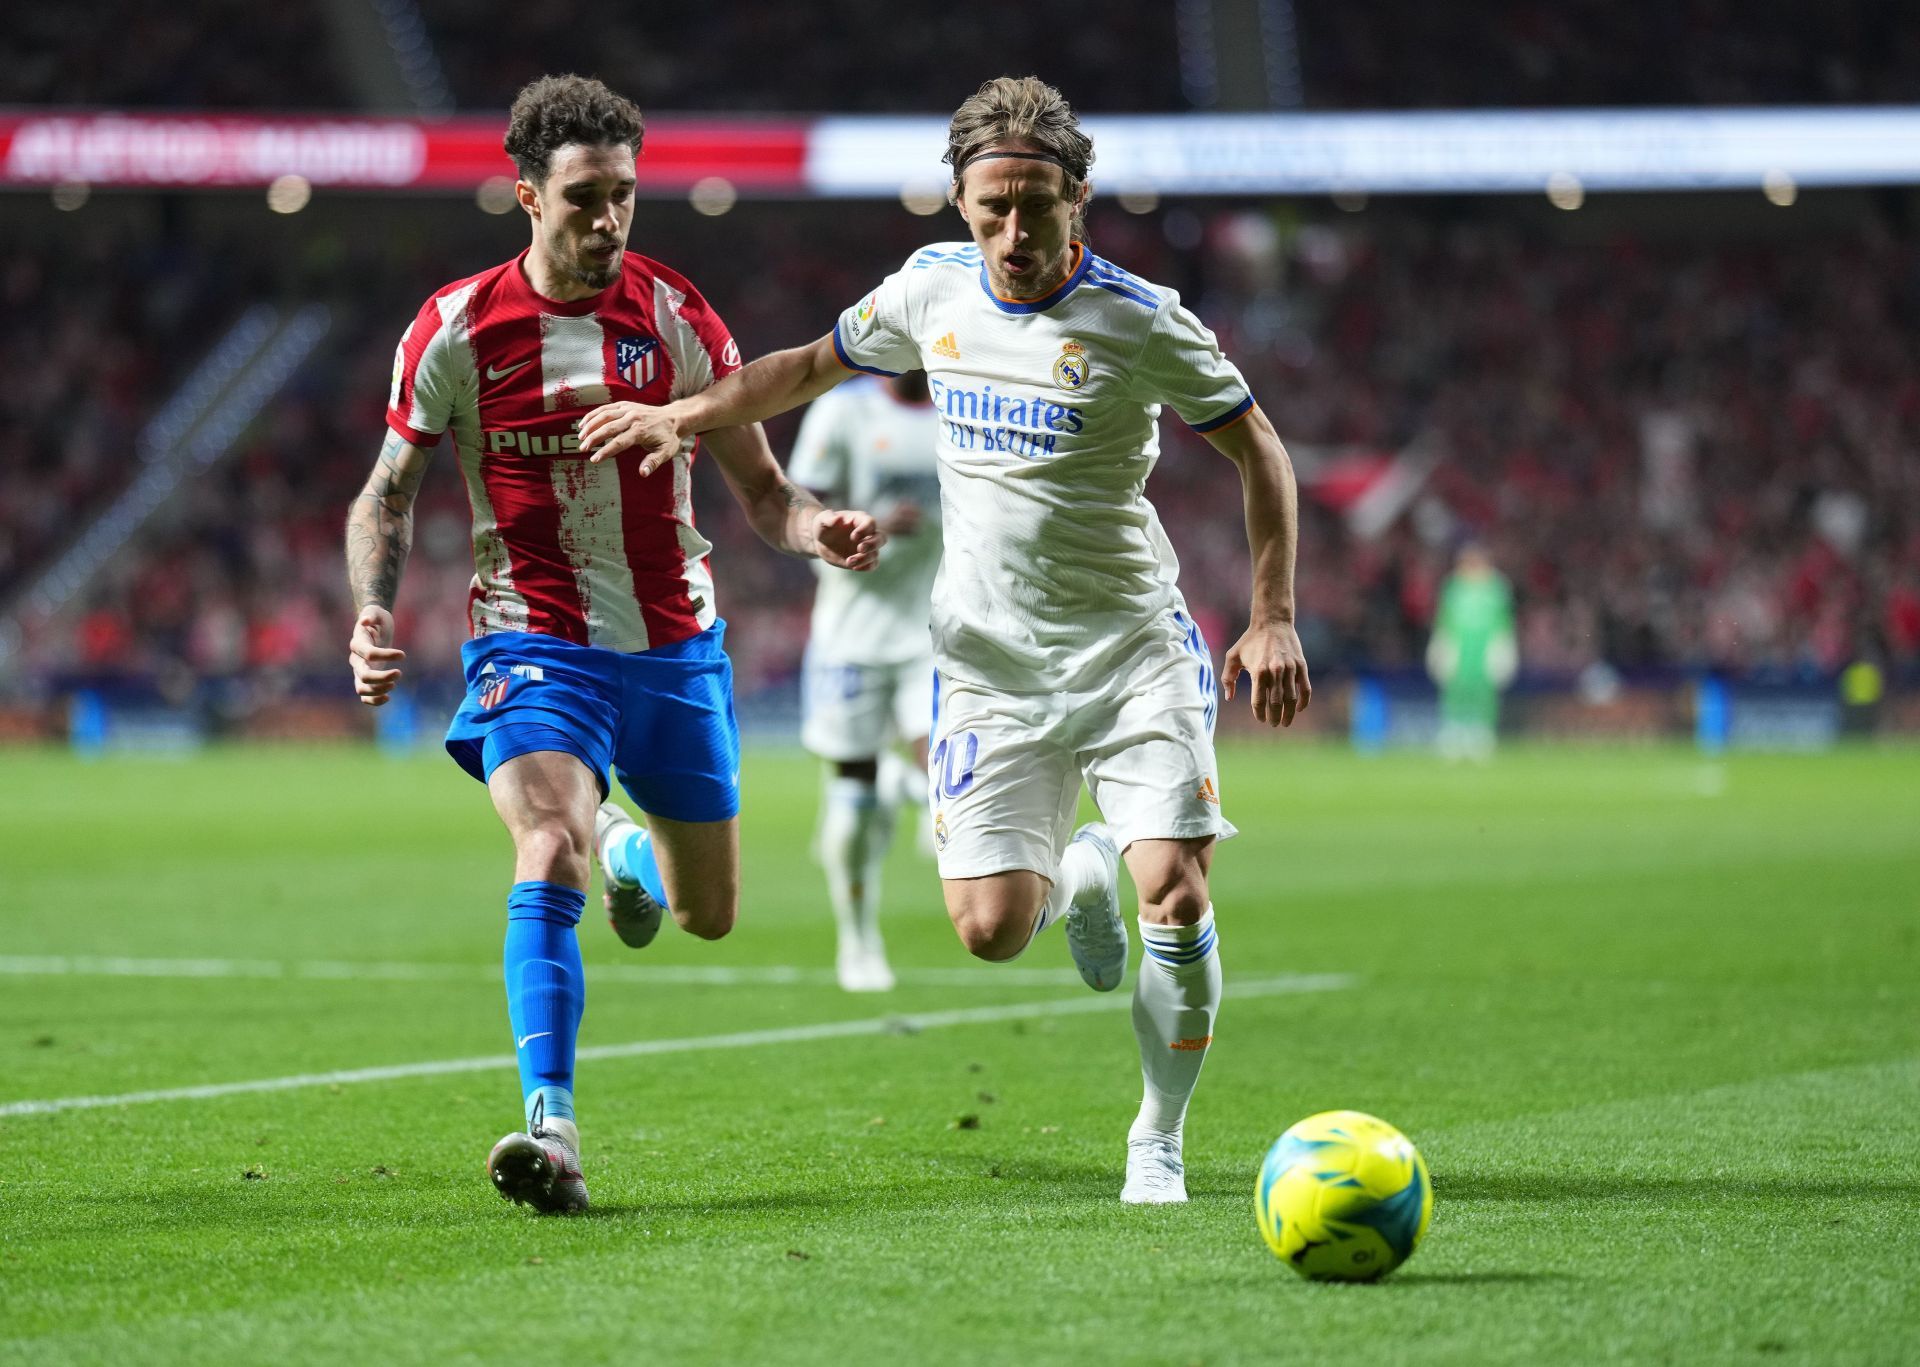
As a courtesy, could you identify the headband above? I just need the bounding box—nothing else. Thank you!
[953,149,1078,176]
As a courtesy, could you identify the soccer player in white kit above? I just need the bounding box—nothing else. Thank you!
[787,371,942,992]
[578,76,1311,1203]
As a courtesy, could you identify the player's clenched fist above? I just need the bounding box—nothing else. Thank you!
[1223,621,1312,728]
[348,604,406,706]
[578,401,684,475]
[813,509,886,572]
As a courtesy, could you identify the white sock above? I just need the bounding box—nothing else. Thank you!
[1130,907,1222,1142]
[1018,836,1104,952]
[864,797,896,953]
[820,777,890,952]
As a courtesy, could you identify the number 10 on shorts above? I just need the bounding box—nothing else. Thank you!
[931,731,978,798]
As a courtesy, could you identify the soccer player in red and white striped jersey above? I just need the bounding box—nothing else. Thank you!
[344,75,880,1214]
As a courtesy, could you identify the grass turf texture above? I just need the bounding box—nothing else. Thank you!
[0,743,1915,1365]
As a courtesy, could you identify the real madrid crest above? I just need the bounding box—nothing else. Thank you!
[1052,339,1090,391]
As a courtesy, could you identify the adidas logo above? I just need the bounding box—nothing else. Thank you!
[1195,777,1220,805]
[930,332,960,360]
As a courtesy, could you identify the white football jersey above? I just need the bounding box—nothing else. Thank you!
[832,241,1252,693]
[788,376,943,666]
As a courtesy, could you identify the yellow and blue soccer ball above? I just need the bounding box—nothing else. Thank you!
[1256,1110,1432,1281]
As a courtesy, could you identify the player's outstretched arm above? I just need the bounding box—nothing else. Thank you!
[344,430,434,706]
[1205,405,1313,728]
[579,335,849,475]
[702,422,883,571]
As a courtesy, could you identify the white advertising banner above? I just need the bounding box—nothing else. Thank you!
[807,107,1920,195]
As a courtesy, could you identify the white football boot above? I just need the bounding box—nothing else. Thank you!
[595,800,665,949]
[1120,1132,1188,1205]
[1062,823,1127,992]
[487,1114,589,1214]
[836,936,896,993]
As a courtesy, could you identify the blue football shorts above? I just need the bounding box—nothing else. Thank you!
[444,622,741,824]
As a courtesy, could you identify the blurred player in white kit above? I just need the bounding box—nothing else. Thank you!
[575,76,1311,1204]
[787,371,942,992]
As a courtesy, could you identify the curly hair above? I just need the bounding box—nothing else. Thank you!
[944,76,1095,237]
[503,74,644,186]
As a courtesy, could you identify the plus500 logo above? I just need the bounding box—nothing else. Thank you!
[483,428,585,456]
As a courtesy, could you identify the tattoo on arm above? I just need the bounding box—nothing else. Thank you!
[345,430,432,610]
[776,478,825,556]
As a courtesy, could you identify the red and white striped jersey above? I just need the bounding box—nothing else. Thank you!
[386,248,743,651]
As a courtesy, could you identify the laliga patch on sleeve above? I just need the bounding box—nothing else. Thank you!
[851,294,879,337]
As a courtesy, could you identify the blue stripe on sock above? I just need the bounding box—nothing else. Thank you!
[1147,947,1215,967]
[1143,926,1217,966]
[1152,944,1213,967]
[1144,926,1215,950]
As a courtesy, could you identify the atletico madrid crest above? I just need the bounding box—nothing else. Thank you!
[616,335,660,389]
[477,675,511,711]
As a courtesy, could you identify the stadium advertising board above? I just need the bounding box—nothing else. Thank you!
[5,108,1920,194]
[811,107,1920,194]
[0,114,808,190]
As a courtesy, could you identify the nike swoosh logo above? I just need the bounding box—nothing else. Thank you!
[486,360,532,381]
[515,1031,552,1048]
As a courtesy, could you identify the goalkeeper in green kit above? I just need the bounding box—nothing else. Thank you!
[1425,542,1517,761]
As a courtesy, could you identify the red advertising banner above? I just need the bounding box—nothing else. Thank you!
[0,113,809,191]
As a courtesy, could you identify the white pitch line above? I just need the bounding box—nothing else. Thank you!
[0,974,1354,1119]
[0,954,1090,989]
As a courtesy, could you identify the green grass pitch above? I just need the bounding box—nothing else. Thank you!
[1,742,1915,1364]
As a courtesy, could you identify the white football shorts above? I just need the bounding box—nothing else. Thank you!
[927,609,1238,880]
[801,652,936,761]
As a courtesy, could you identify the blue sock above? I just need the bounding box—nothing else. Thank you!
[504,880,586,1132]
[606,826,670,908]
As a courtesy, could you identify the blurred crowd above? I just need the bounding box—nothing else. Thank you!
[6,196,1915,702]
[1298,0,1919,109]
[9,0,1914,113]
[5,0,350,110]
[1,0,1181,113]
[1150,208,1920,681]
[417,0,1185,114]
[0,233,248,599]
